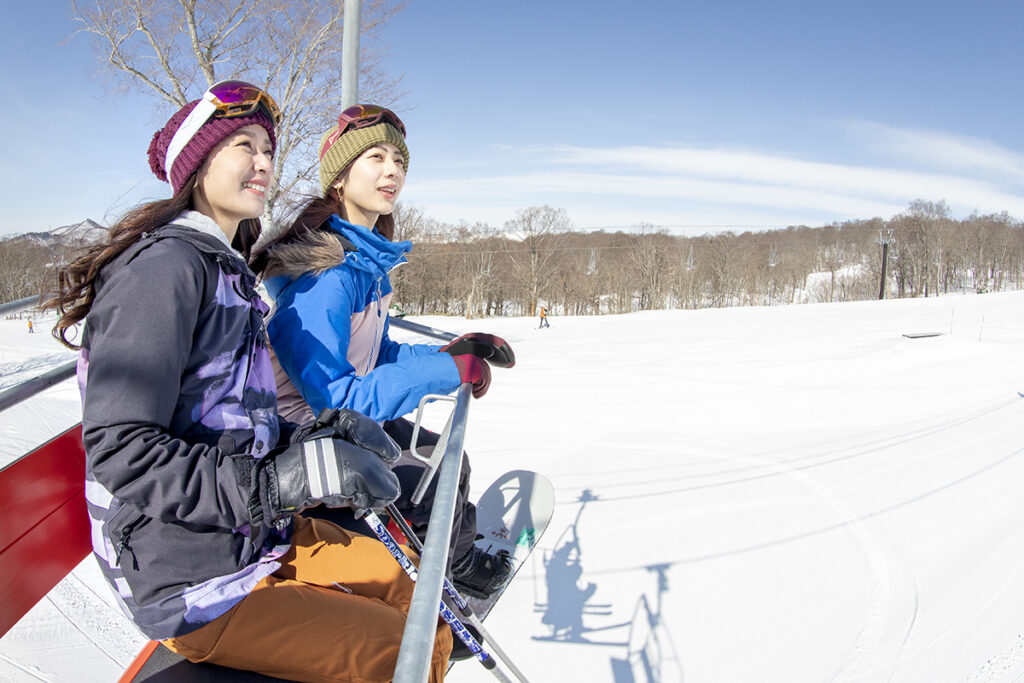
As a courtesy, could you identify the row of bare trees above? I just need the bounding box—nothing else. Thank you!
[4,201,1020,315]
[0,239,75,304]
[389,202,1024,318]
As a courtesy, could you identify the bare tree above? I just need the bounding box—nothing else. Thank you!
[0,239,70,303]
[449,225,499,319]
[671,239,700,309]
[628,225,673,310]
[70,0,406,220]
[703,232,741,308]
[390,204,450,315]
[503,206,572,315]
[903,199,951,297]
[818,236,846,302]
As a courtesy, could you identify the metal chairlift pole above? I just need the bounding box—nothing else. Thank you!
[393,384,471,683]
[342,0,361,108]
[384,506,530,682]
[878,227,894,300]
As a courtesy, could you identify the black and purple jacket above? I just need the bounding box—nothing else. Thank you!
[79,212,291,640]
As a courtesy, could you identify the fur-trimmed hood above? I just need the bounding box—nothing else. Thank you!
[260,228,352,280]
[261,216,412,284]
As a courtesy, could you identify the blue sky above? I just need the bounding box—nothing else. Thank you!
[2,0,1023,236]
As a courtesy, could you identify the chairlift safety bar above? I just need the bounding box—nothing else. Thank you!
[393,383,471,683]
[389,317,458,342]
[0,295,43,317]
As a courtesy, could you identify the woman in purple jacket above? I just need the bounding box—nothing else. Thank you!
[45,81,450,682]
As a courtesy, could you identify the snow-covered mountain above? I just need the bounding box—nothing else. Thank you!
[7,218,107,247]
[48,218,106,243]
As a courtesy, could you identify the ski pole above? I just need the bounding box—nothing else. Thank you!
[384,504,530,682]
[357,510,521,683]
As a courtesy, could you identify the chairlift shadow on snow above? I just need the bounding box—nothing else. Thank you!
[533,489,612,644]
[608,564,685,683]
[531,490,685,682]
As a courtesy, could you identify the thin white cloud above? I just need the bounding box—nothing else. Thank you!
[414,171,901,216]
[840,120,1024,182]
[404,129,1024,231]
[548,145,1023,205]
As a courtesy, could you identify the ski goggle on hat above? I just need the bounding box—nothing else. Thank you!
[164,80,282,179]
[318,104,407,161]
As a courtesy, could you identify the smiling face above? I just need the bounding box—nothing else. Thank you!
[333,143,406,229]
[192,124,274,241]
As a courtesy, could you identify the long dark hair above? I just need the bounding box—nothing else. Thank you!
[250,187,395,276]
[43,175,263,350]
[232,217,263,259]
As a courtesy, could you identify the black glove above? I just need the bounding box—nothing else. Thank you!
[260,409,401,518]
[440,332,516,369]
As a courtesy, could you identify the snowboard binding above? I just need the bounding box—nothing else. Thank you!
[452,543,515,599]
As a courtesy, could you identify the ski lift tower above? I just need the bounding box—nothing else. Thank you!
[342,0,361,107]
[878,226,895,299]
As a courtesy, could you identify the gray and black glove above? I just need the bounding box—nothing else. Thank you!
[260,409,401,519]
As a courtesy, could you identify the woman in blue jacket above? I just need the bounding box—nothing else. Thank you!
[45,83,450,681]
[252,105,516,599]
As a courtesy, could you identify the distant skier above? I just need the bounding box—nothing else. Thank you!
[26,319,34,333]
[539,305,550,328]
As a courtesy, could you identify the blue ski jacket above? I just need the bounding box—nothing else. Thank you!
[79,212,293,640]
[262,216,461,423]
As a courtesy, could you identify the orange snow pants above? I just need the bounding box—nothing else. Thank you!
[164,515,452,682]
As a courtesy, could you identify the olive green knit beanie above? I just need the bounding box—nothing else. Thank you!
[318,122,410,195]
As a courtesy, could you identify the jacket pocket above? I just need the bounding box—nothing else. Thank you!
[105,501,147,570]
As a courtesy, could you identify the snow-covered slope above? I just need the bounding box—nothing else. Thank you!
[2,292,1024,682]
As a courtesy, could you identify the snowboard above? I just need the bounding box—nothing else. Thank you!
[463,469,555,621]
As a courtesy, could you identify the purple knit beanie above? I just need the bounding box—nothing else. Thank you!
[147,100,277,195]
